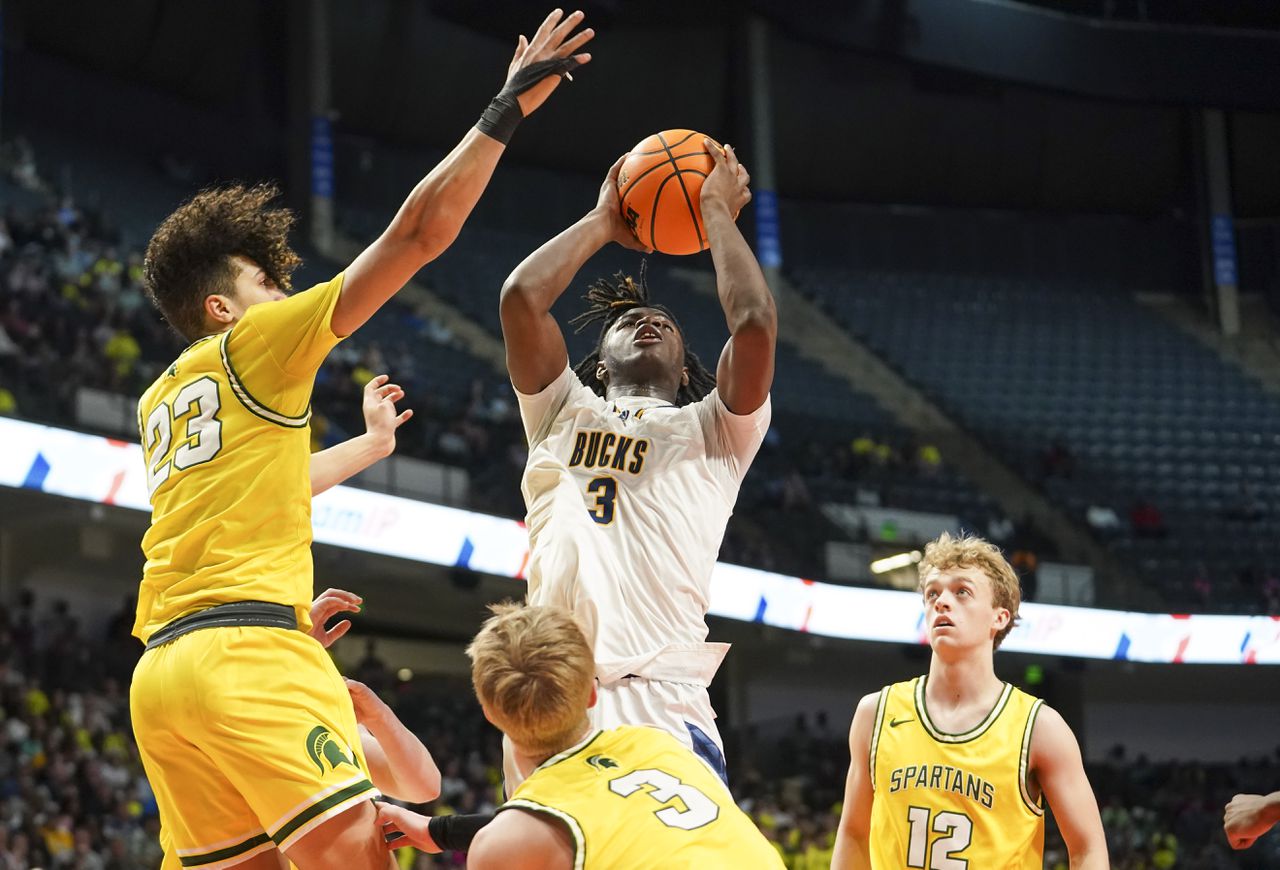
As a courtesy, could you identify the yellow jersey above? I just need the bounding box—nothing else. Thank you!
[134,274,346,642]
[504,725,784,870]
[869,676,1044,870]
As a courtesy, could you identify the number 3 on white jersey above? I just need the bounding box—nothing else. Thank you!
[608,768,720,830]
[145,377,224,494]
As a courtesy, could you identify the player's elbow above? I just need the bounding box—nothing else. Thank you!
[500,276,542,319]
[398,762,442,804]
[389,208,463,267]
[411,223,461,266]
[728,302,777,343]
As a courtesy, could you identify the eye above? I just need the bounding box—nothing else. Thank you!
[661,322,674,331]
[957,588,970,597]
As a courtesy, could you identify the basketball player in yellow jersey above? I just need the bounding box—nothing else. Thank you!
[376,604,784,869]
[129,11,595,870]
[831,533,1108,870]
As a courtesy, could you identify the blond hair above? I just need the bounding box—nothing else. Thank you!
[466,602,595,756]
[918,532,1021,650]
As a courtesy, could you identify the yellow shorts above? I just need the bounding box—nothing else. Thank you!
[132,626,377,868]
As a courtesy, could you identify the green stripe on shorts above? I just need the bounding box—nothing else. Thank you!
[179,832,272,867]
[272,779,376,846]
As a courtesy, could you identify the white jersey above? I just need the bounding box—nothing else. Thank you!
[516,364,770,687]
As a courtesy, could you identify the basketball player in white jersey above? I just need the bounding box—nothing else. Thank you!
[498,141,775,783]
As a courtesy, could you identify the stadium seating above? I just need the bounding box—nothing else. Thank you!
[790,266,1280,611]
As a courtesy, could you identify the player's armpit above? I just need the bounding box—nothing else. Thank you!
[1030,706,1109,870]
[467,811,575,870]
[830,692,879,870]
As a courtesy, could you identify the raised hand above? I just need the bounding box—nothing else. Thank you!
[597,154,654,253]
[307,587,361,648]
[362,374,413,457]
[700,140,751,219]
[506,9,595,118]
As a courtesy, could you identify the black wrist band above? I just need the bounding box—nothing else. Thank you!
[475,56,582,145]
[427,811,495,852]
[476,93,522,145]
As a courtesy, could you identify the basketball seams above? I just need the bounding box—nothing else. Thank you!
[627,129,698,157]
[618,152,710,203]
[656,132,706,252]
[617,130,715,255]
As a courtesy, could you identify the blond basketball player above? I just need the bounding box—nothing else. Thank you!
[830,533,1108,869]
[129,11,593,869]
[376,603,784,869]
[499,142,775,784]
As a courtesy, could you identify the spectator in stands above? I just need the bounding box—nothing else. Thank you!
[1087,502,1122,540]
[916,442,942,477]
[1040,439,1076,481]
[355,638,392,694]
[1130,499,1167,538]
[987,512,1015,545]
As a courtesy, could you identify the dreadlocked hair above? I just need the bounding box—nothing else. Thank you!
[144,183,301,341]
[568,264,716,406]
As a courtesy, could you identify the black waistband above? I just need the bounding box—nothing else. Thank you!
[145,601,298,650]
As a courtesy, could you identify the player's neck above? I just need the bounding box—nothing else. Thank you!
[925,651,1002,712]
[514,723,596,771]
[605,381,678,404]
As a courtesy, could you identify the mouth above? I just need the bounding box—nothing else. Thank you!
[933,617,955,630]
[633,326,663,346]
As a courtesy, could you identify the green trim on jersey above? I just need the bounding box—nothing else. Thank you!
[914,677,1015,744]
[218,331,311,428]
[869,685,890,790]
[1018,699,1046,816]
[502,798,587,870]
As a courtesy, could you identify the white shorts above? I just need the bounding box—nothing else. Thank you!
[593,677,726,781]
[502,677,727,797]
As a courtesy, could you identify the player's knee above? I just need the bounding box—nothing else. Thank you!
[283,800,392,870]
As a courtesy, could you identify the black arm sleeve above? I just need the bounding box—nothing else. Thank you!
[426,811,497,852]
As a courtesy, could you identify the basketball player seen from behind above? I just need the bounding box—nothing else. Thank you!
[831,533,1108,869]
[498,142,775,787]
[129,11,593,870]
[378,603,785,870]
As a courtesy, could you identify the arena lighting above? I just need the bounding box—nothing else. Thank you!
[2,417,1279,665]
[870,550,922,574]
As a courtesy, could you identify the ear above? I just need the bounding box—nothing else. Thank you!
[992,607,1011,635]
[203,293,236,329]
[595,362,609,384]
[680,366,689,387]
[587,682,598,710]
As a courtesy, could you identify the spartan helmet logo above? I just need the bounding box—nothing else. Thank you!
[306,726,356,774]
[586,754,620,771]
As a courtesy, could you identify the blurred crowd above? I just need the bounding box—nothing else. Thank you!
[0,593,157,870]
[0,195,1012,592]
[0,591,1277,868]
[1,161,1274,612]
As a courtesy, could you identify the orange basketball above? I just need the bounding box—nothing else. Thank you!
[617,129,721,256]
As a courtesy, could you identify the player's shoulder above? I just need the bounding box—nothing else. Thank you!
[140,335,222,404]
[474,808,573,870]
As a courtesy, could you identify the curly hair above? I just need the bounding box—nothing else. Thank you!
[568,264,716,406]
[143,184,301,341]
